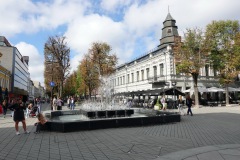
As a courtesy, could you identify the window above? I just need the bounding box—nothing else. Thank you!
[137,71,139,82]
[146,68,150,79]
[131,73,134,83]
[120,77,122,85]
[123,76,125,84]
[160,63,164,76]
[141,70,144,80]
[167,28,172,33]
[153,66,157,77]
[127,74,130,84]
[205,64,209,76]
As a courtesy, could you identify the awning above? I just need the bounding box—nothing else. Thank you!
[160,88,185,96]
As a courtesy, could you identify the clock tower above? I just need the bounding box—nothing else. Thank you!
[159,12,179,47]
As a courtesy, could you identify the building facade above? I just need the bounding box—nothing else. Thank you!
[111,13,219,99]
[0,36,30,100]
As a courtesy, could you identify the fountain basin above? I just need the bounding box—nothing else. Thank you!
[44,109,181,132]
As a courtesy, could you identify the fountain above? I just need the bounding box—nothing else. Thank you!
[44,76,181,132]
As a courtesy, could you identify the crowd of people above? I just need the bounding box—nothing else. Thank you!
[0,97,48,135]
[125,94,194,116]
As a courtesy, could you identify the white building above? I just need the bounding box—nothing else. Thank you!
[111,13,219,100]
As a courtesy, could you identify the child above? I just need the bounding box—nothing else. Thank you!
[26,103,33,118]
[34,113,47,134]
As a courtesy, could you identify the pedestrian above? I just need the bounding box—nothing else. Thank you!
[70,97,75,110]
[177,95,185,115]
[57,97,63,110]
[186,95,193,116]
[36,98,41,113]
[26,103,33,118]
[34,113,48,134]
[2,99,8,118]
[9,99,30,135]
[52,96,57,111]
[161,95,167,110]
[9,99,14,117]
[67,96,71,109]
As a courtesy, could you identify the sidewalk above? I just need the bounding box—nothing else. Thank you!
[0,104,239,159]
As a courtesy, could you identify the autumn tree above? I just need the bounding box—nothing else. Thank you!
[79,54,99,98]
[204,20,240,105]
[44,35,71,98]
[173,29,206,107]
[89,42,117,76]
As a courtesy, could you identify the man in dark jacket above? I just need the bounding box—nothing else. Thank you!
[186,95,193,116]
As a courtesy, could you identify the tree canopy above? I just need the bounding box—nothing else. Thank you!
[174,28,205,107]
[44,35,71,98]
[204,20,240,104]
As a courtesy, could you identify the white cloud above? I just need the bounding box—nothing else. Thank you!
[100,0,132,12]
[15,42,45,86]
[0,0,90,37]
[65,14,135,66]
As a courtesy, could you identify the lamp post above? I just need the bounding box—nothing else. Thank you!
[172,81,177,109]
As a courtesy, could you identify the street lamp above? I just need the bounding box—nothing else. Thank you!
[172,81,177,109]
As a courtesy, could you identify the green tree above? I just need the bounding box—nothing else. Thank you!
[204,20,240,105]
[174,29,206,108]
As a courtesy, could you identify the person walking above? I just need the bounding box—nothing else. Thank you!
[70,97,75,110]
[177,95,185,115]
[9,99,14,117]
[67,96,71,109]
[52,97,57,111]
[161,95,167,110]
[186,95,193,116]
[9,99,30,135]
[2,99,8,118]
[57,97,63,110]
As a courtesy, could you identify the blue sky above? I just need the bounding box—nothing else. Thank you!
[1,0,240,87]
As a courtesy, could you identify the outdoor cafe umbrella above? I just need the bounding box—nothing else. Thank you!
[207,87,225,92]
[227,87,240,92]
[183,87,208,93]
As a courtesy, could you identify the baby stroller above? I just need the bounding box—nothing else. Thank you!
[29,106,38,117]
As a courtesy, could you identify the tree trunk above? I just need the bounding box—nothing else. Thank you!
[192,73,200,108]
[225,85,230,106]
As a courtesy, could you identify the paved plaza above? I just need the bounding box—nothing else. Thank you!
[0,104,240,160]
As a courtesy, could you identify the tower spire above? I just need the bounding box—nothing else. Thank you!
[159,12,179,47]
